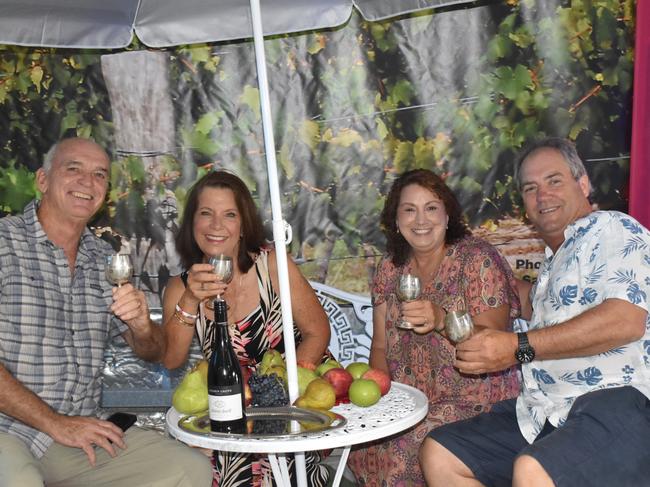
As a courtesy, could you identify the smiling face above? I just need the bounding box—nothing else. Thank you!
[192,186,242,259]
[37,139,110,224]
[396,183,449,255]
[519,147,592,251]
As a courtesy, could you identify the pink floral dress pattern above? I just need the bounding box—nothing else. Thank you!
[348,236,521,486]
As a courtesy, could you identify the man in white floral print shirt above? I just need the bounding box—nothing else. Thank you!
[421,138,650,487]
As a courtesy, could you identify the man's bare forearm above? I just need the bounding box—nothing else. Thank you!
[125,321,166,362]
[0,364,59,435]
[529,299,647,360]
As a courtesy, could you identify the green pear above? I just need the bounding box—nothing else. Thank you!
[315,358,342,376]
[259,349,285,374]
[294,378,336,410]
[195,360,209,382]
[172,368,208,415]
[297,366,318,395]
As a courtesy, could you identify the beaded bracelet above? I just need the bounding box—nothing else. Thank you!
[175,303,199,320]
[173,310,195,328]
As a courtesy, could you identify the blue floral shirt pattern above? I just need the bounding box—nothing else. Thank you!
[516,211,650,443]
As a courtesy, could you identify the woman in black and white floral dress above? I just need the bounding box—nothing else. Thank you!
[161,171,331,486]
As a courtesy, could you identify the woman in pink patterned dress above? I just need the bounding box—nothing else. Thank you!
[348,169,520,486]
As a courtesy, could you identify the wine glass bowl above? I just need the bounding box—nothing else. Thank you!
[209,254,234,301]
[444,310,474,343]
[396,274,421,330]
[105,253,133,287]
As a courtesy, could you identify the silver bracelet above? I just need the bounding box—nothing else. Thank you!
[175,303,198,320]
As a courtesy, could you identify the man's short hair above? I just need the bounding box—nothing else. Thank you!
[42,143,59,174]
[41,138,110,174]
[515,137,592,195]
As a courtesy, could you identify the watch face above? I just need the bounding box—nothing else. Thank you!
[516,347,535,363]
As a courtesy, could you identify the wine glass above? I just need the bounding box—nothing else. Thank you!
[105,253,133,287]
[444,310,474,343]
[209,254,234,302]
[396,274,421,330]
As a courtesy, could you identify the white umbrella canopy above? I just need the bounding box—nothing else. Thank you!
[0,0,471,48]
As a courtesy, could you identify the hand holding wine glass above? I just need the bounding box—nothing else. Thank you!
[396,274,421,330]
[209,254,234,302]
[105,253,150,330]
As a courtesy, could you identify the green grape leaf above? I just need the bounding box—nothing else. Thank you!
[195,111,223,135]
[61,110,80,132]
[458,176,482,195]
[30,65,43,93]
[330,128,363,147]
[375,117,388,140]
[299,120,321,150]
[488,34,512,61]
[389,79,413,106]
[569,119,588,140]
[307,34,326,55]
[180,127,220,156]
[508,28,534,49]
[279,143,295,179]
[515,90,531,115]
[126,157,146,183]
[240,85,261,120]
[393,141,413,173]
[188,45,211,64]
[475,95,498,122]
[16,70,31,93]
[494,65,532,101]
[0,163,37,213]
[413,137,437,168]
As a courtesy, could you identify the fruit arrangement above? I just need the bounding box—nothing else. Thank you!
[295,358,392,409]
[172,351,391,416]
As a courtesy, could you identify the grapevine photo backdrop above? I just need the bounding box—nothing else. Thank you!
[0,0,636,307]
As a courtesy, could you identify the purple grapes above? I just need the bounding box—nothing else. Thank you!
[248,373,289,407]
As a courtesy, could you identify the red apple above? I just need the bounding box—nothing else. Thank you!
[322,368,354,399]
[362,368,391,396]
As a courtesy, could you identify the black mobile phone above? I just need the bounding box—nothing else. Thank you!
[106,412,137,432]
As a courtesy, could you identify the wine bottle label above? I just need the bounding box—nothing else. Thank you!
[208,389,243,421]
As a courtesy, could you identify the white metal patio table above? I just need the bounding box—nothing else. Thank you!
[166,381,428,487]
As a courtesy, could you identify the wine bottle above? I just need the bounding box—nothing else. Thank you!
[208,299,246,434]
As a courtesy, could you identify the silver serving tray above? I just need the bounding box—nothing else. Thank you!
[178,406,347,439]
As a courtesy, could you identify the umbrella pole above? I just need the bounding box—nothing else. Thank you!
[248,1,308,486]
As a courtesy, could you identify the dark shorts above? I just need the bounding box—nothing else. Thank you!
[427,386,650,487]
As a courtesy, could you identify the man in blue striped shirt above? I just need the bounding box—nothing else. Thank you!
[0,138,212,486]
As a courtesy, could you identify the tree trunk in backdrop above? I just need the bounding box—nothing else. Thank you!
[630,0,649,229]
[101,51,182,307]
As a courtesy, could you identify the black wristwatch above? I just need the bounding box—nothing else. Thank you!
[515,332,535,363]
